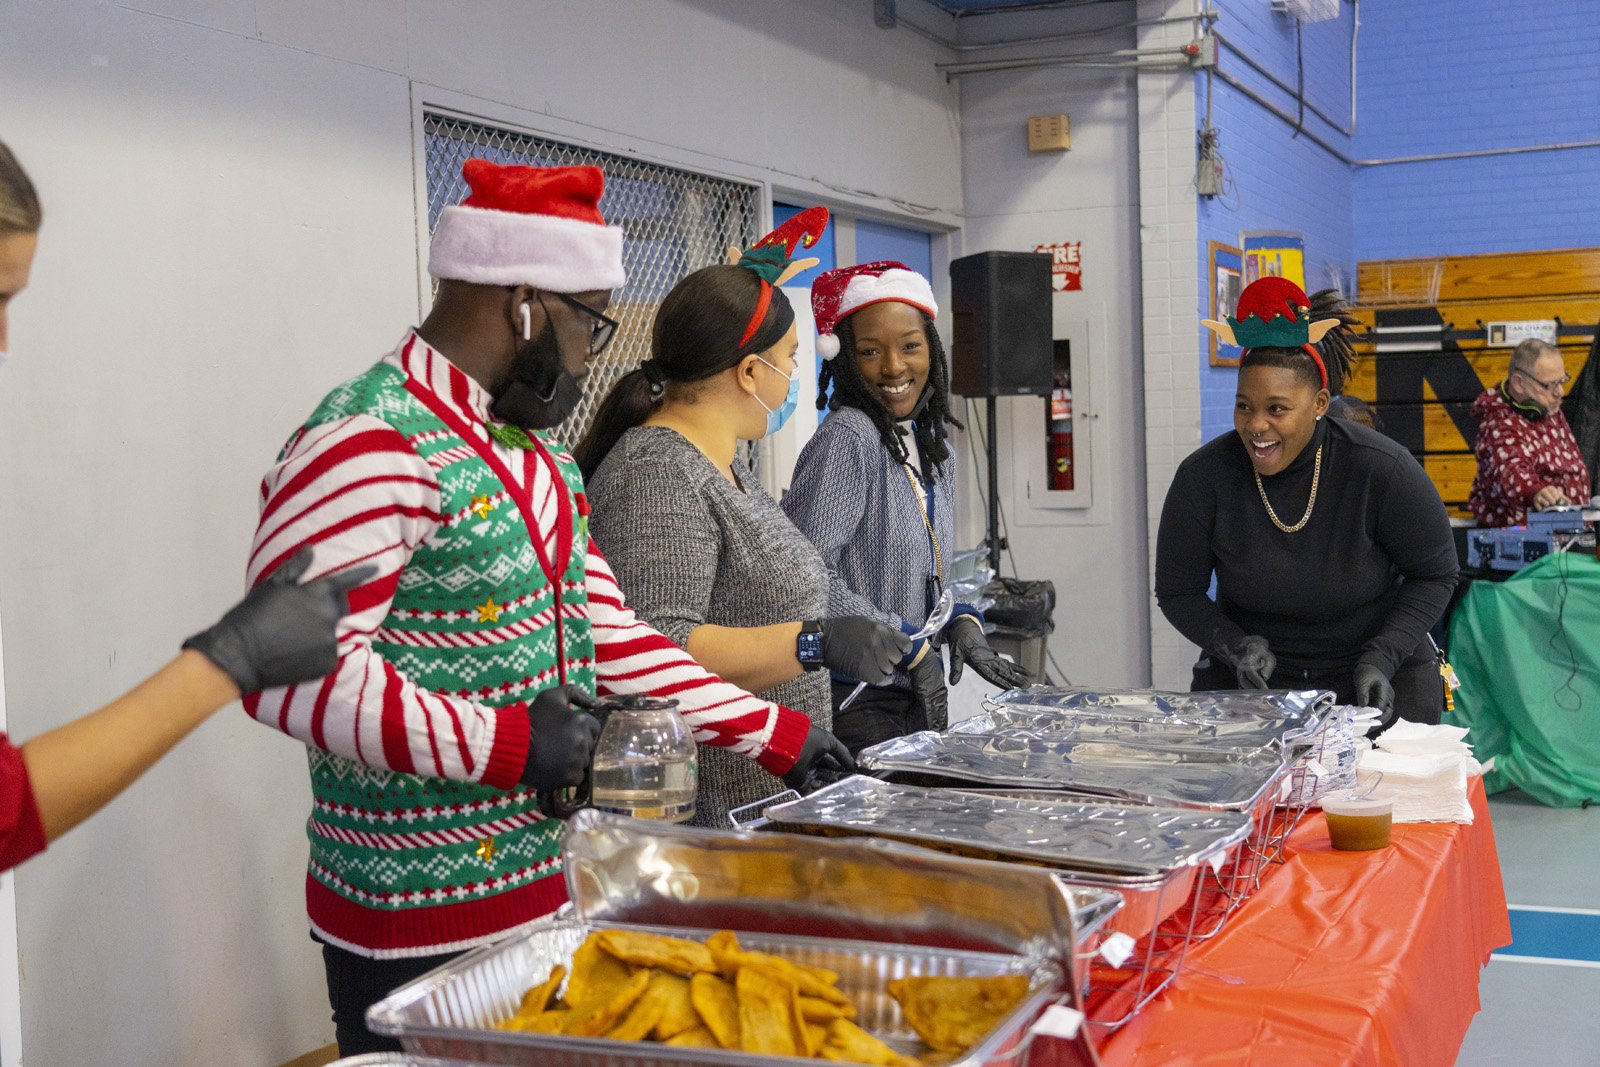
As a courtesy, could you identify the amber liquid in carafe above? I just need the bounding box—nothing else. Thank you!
[1324,811,1392,851]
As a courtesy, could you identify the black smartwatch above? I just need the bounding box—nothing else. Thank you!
[796,620,825,671]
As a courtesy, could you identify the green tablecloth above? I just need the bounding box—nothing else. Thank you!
[1447,552,1600,807]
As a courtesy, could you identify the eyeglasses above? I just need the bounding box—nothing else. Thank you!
[513,287,619,356]
[545,290,619,356]
[1516,368,1572,392]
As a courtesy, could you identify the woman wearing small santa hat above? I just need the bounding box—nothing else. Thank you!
[1158,279,1456,728]
[782,262,1033,754]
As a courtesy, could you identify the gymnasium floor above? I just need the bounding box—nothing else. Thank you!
[1457,791,1600,1064]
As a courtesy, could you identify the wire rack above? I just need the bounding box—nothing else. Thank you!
[422,112,760,448]
[1078,762,1309,1030]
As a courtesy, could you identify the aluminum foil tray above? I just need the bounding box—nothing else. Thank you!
[858,731,1292,810]
[563,809,1115,966]
[992,686,1333,739]
[951,707,1304,753]
[367,919,1060,1067]
[761,776,1251,878]
[329,1057,478,1066]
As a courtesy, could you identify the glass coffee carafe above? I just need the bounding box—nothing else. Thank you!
[588,695,698,823]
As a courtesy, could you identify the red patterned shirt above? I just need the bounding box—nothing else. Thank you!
[1469,384,1591,527]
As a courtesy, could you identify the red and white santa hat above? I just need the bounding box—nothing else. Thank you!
[428,159,626,291]
[811,260,938,360]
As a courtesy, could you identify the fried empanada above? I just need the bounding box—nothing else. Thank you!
[734,964,801,1056]
[886,974,1031,1053]
[648,972,700,1040]
[664,1024,720,1048]
[566,933,636,1008]
[512,964,566,1018]
[706,929,850,1006]
[799,994,855,1022]
[818,1018,924,1065]
[689,972,740,1049]
[565,969,652,1037]
[596,929,717,975]
[502,1008,570,1034]
[602,973,671,1042]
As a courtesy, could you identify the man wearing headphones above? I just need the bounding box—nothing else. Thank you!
[1469,338,1591,526]
[244,160,849,1054]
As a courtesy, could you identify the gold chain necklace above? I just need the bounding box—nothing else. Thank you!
[1254,445,1322,534]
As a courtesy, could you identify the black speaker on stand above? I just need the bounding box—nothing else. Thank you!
[949,250,1055,573]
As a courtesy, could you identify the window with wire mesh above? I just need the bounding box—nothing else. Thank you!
[423,112,760,447]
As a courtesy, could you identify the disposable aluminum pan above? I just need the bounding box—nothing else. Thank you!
[760,776,1251,878]
[858,730,1292,810]
[953,705,1316,753]
[367,918,1062,1067]
[561,809,1116,964]
[329,1057,479,1066]
[991,686,1333,740]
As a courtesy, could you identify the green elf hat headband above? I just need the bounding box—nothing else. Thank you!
[725,206,830,348]
[1202,276,1342,390]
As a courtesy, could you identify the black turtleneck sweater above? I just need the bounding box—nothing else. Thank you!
[1155,417,1458,677]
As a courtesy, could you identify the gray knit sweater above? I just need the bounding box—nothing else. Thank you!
[586,425,831,829]
[781,406,968,687]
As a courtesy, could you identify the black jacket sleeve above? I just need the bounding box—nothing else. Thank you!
[1361,450,1459,677]
[1155,459,1248,656]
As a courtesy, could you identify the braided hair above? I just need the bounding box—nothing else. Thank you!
[818,308,963,483]
[1239,288,1358,395]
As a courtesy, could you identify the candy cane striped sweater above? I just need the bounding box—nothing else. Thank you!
[244,331,809,958]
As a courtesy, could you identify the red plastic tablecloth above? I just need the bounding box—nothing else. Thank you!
[1090,778,1511,1067]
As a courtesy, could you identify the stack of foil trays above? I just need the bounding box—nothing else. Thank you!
[858,686,1333,809]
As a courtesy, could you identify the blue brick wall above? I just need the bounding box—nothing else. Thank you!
[1354,0,1600,259]
[1196,0,1358,443]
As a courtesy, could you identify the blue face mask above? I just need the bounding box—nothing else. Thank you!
[754,356,801,437]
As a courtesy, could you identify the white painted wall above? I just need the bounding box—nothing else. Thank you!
[0,0,961,1061]
[953,10,1154,689]
[1136,0,1207,689]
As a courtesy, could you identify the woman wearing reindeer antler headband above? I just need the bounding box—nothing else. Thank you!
[578,209,910,823]
[1155,278,1457,729]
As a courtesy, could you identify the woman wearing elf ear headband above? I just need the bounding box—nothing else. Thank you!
[578,213,885,823]
[781,262,1034,757]
[1157,280,1458,729]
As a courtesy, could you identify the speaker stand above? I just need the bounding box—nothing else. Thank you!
[986,394,1002,574]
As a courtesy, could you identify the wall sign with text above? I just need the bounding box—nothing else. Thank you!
[1036,241,1083,292]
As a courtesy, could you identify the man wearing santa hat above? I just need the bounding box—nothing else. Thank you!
[244,160,851,1053]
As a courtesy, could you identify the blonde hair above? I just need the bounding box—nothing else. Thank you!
[0,140,42,235]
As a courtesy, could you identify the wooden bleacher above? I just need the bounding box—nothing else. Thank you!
[1348,248,1600,515]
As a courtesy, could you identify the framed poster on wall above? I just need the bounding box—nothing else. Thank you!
[1240,230,1305,288]
[1209,241,1243,367]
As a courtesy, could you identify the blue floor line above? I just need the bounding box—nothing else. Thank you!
[1503,907,1600,964]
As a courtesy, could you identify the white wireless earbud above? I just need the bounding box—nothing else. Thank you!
[520,304,533,342]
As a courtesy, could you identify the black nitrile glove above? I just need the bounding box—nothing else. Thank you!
[1218,634,1276,689]
[819,616,911,687]
[520,685,601,791]
[909,650,949,732]
[946,616,1034,691]
[782,723,856,791]
[182,547,375,694]
[1352,663,1396,715]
